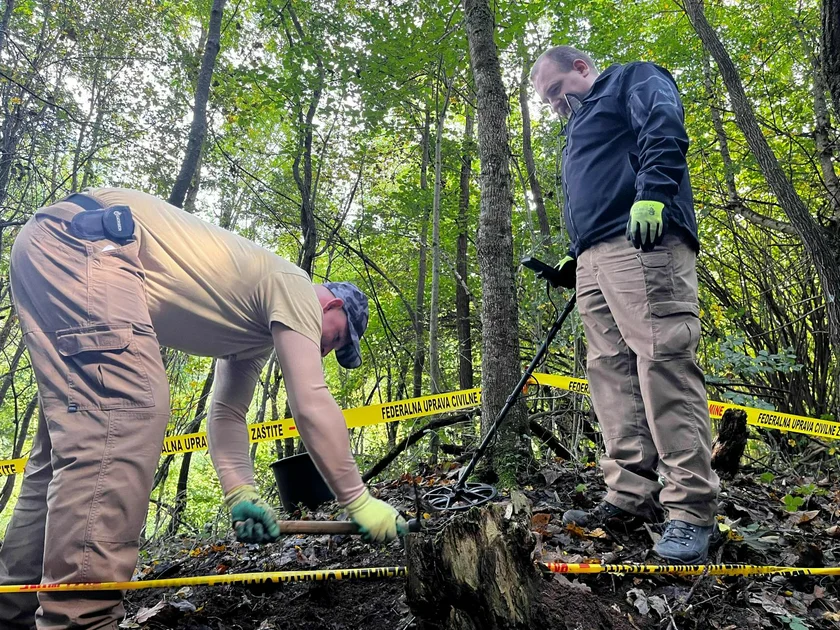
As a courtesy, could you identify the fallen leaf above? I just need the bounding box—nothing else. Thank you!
[509,489,531,516]
[565,523,587,538]
[626,588,650,616]
[647,595,668,617]
[748,594,788,617]
[170,600,196,613]
[531,513,551,529]
[135,601,166,623]
[797,510,820,524]
[542,469,561,485]
[587,528,609,539]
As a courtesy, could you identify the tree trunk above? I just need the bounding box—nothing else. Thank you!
[405,503,540,629]
[166,361,216,536]
[686,0,840,381]
[0,395,36,513]
[288,4,323,275]
[168,0,226,209]
[0,337,26,405]
[701,55,795,234]
[518,52,551,249]
[796,23,840,220]
[413,105,431,397]
[463,0,529,484]
[249,353,277,461]
[151,361,215,494]
[710,409,748,480]
[823,0,840,119]
[0,0,15,56]
[456,111,475,390]
[428,73,454,466]
[428,73,453,396]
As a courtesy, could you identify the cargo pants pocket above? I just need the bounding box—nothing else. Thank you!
[638,251,700,359]
[56,325,154,411]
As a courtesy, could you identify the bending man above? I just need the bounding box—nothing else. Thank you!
[0,188,405,629]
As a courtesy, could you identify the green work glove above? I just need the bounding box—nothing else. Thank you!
[554,255,577,290]
[344,489,408,543]
[224,484,281,544]
[626,200,667,252]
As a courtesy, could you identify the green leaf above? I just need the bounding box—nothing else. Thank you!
[782,495,805,512]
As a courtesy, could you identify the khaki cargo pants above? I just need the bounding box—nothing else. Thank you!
[0,201,170,629]
[577,233,719,525]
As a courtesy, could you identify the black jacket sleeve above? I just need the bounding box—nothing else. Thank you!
[622,63,689,206]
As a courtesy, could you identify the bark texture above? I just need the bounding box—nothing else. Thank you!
[405,504,540,629]
[463,0,529,483]
[169,0,225,209]
[711,409,749,479]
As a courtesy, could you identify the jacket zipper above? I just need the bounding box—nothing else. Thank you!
[562,119,579,245]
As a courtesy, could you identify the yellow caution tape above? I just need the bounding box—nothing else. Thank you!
[2,561,836,592]
[529,372,840,441]
[0,389,482,475]
[0,458,27,477]
[0,567,408,593]
[543,562,840,576]
[3,369,838,476]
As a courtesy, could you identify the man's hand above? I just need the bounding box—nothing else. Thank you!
[626,200,666,252]
[225,484,281,544]
[344,489,407,543]
[554,256,577,289]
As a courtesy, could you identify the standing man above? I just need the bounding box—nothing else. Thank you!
[0,187,405,629]
[531,46,719,563]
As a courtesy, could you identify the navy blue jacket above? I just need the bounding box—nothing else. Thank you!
[561,62,699,257]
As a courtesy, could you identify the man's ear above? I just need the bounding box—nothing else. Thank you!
[323,297,344,312]
[573,59,589,76]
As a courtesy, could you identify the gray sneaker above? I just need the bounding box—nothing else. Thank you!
[653,520,715,564]
[562,501,652,531]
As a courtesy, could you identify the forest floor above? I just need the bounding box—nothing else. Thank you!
[125,460,840,630]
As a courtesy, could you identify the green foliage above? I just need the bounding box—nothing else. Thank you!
[759,472,775,484]
[0,0,838,539]
[782,494,805,512]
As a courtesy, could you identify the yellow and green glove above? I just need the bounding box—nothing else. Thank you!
[344,489,408,543]
[225,484,281,544]
[626,200,666,252]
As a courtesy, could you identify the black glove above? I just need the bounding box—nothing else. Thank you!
[554,256,577,290]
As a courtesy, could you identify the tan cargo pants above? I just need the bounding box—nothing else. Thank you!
[0,201,170,629]
[576,233,719,526]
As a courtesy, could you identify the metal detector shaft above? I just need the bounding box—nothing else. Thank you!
[453,293,577,489]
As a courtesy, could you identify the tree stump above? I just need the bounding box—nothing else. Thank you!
[711,408,749,479]
[405,504,540,629]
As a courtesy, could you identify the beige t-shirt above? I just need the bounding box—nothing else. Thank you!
[88,187,321,359]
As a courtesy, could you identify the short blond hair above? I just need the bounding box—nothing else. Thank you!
[531,46,599,80]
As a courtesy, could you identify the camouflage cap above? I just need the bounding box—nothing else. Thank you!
[323,281,369,369]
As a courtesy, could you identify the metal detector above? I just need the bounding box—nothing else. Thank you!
[424,256,577,512]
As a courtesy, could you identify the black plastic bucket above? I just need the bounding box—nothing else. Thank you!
[270,452,335,512]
